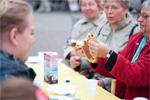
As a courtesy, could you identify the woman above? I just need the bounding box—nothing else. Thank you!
[88,0,150,99]
[63,0,107,89]
[0,0,36,82]
[70,0,139,92]
[64,0,106,59]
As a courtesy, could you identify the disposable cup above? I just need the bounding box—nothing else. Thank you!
[87,79,98,98]
[38,52,45,66]
[133,97,148,100]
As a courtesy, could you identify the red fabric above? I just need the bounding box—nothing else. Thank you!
[91,33,150,100]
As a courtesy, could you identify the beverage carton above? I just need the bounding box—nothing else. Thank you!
[44,52,58,84]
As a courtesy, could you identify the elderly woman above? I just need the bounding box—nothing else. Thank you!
[88,0,150,99]
[0,0,36,82]
[70,0,139,92]
[64,0,106,59]
[63,0,107,89]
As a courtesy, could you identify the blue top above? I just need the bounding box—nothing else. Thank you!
[0,50,36,83]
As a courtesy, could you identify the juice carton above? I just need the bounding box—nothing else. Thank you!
[44,52,58,84]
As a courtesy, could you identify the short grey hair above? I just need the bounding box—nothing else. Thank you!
[103,0,130,9]
[142,0,150,10]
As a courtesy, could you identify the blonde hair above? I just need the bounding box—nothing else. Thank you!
[0,0,9,17]
[0,0,33,34]
[79,0,103,10]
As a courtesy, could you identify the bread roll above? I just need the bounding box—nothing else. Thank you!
[70,33,100,63]
[82,33,100,63]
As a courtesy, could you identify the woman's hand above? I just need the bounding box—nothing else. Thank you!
[70,45,85,58]
[79,70,93,79]
[70,56,81,69]
[88,40,110,58]
[76,49,85,57]
[98,80,105,88]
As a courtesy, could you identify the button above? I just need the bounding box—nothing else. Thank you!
[66,80,70,83]
[136,43,139,45]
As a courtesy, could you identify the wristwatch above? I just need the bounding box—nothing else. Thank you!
[106,50,113,59]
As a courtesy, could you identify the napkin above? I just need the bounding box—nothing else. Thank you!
[50,95,80,100]
[47,85,76,95]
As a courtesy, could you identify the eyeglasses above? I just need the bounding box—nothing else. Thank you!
[137,13,150,19]
[104,6,121,12]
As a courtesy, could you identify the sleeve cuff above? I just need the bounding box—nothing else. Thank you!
[91,63,98,69]
[66,53,71,60]
[104,51,117,72]
[74,66,81,71]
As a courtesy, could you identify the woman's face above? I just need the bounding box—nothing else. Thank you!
[138,7,150,38]
[104,0,128,25]
[81,0,100,20]
[16,13,35,61]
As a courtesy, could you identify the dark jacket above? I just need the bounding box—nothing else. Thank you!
[0,50,36,83]
[91,33,150,100]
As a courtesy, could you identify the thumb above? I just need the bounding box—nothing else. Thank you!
[74,56,81,61]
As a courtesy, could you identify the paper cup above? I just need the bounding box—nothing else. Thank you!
[133,97,148,100]
[87,79,98,98]
[38,51,46,66]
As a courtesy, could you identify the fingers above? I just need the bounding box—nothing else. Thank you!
[98,80,105,88]
[88,40,96,49]
[79,70,89,75]
[88,40,98,57]
[76,49,85,57]
[89,49,95,57]
[70,56,81,69]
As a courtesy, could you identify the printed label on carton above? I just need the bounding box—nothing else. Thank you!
[44,52,58,84]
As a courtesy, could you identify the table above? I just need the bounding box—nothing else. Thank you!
[27,63,121,100]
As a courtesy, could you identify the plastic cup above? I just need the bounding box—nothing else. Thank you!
[38,52,45,66]
[133,97,148,100]
[87,79,98,98]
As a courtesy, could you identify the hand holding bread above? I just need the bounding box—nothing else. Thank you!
[71,33,100,63]
[71,40,85,57]
[88,39,110,58]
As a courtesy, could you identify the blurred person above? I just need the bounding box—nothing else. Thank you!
[70,0,139,92]
[64,0,106,61]
[0,0,9,17]
[63,0,108,89]
[88,0,150,99]
[0,78,49,100]
[0,0,36,82]
[38,0,51,13]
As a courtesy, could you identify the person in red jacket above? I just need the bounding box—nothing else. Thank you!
[88,0,150,99]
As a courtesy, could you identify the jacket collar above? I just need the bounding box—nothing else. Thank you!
[0,50,25,66]
[81,11,106,26]
[135,33,150,47]
[117,14,134,29]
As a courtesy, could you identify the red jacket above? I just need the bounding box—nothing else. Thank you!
[91,33,150,100]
